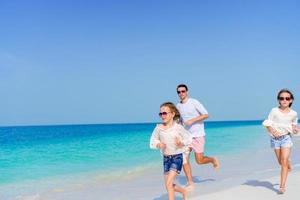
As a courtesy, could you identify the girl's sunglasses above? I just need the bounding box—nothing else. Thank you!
[278,97,292,101]
[159,112,170,117]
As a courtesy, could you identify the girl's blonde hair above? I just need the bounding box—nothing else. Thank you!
[160,102,181,122]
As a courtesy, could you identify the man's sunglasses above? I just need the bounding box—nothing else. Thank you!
[177,90,186,94]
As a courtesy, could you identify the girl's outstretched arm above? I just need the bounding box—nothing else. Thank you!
[150,125,161,149]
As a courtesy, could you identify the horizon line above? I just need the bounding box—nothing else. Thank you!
[0,119,264,128]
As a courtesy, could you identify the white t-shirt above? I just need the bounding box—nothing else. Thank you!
[176,98,208,137]
[149,123,192,156]
[263,107,298,136]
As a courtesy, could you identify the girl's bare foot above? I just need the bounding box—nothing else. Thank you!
[182,188,188,200]
[279,186,286,194]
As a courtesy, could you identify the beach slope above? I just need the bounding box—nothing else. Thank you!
[192,170,300,200]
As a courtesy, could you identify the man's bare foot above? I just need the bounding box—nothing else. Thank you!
[213,157,219,171]
[185,183,195,191]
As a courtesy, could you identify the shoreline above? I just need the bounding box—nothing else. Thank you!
[2,131,300,200]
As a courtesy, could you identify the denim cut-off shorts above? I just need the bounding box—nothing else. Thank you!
[163,153,183,174]
[270,134,293,149]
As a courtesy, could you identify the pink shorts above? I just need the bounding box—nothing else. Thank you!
[183,137,205,164]
[189,136,205,153]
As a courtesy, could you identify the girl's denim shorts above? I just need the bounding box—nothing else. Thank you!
[163,153,183,174]
[270,134,293,149]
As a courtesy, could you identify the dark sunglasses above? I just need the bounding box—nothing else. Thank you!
[177,90,186,94]
[159,112,170,117]
[279,97,292,101]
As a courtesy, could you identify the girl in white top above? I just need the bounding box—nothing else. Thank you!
[263,89,299,194]
[150,102,192,200]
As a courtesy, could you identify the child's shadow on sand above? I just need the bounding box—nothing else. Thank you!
[153,176,215,200]
[243,180,279,193]
[177,175,215,185]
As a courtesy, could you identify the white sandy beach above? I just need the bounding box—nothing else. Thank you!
[9,167,300,200]
[34,152,300,200]
[192,169,300,200]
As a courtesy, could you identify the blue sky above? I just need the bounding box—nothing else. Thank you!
[1,0,300,126]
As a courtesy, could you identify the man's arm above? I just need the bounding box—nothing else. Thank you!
[185,114,209,126]
[185,99,209,126]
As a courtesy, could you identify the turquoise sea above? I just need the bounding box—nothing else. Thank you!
[0,120,285,199]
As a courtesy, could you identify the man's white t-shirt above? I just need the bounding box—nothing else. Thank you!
[176,98,208,138]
